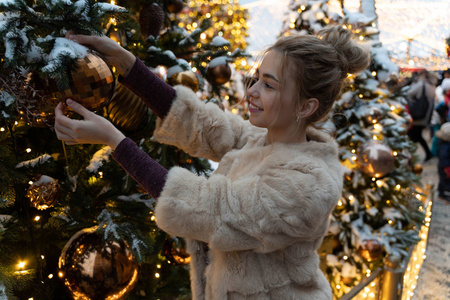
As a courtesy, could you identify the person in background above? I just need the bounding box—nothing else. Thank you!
[431,78,450,156]
[407,70,437,161]
[435,122,450,204]
[54,26,369,299]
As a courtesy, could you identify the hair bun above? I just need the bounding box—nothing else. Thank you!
[318,26,370,75]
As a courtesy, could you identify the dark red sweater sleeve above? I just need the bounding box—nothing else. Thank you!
[118,58,176,119]
[113,138,168,199]
[113,58,177,198]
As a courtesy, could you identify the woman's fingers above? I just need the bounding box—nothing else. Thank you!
[65,32,95,47]
[66,99,93,117]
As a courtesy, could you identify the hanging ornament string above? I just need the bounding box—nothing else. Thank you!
[61,140,69,167]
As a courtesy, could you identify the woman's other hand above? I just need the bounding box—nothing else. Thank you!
[65,32,136,77]
[55,99,126,149]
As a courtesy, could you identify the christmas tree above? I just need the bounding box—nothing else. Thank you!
[281,0,426,298]
[0,0,249,299]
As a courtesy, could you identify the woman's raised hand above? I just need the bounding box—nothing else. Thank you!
[54,99,126,149]
[65,32,136,77]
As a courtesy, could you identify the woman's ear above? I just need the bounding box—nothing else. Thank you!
[299,98,319,118]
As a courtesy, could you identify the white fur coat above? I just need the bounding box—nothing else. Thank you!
[153,86,343,299]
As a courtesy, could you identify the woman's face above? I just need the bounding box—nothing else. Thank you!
[246,50,298,136]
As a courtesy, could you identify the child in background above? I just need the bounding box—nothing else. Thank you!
[436,122,450,203]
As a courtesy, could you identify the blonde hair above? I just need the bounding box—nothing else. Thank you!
[266,26,370,126]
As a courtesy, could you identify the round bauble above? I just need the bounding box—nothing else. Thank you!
[332,113,348,130]
[341,276,354,285]
[357,141,395,178]
[139,3,164,39]
[358,239,382,262]
[163,236,190,265]
[104,82,150,133]
[165,0,184,14]
[24,53,115,127]
[167,69,199,92]
[54,53,115,110]
[206,57,232,86]
[26,175,61,210]
[58,227,139,300]
[413,163,423,175]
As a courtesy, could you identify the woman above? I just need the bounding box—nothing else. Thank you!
[55,27,369,299]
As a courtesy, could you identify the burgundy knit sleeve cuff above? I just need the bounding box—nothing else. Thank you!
[118,58,176,119]
[113,137,168,199]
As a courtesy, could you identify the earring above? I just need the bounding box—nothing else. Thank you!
[296,115,301,122]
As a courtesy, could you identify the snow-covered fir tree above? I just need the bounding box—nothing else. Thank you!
[281,0,425,298]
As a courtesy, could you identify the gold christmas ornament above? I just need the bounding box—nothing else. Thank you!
[58,53,115,110]
[58,227,139,300]
[167,70,199,92]
[24,53,115,127]
[413,163,423,175]
[26,175,61,210]
[104,82,150,133]
[357,141,395,178]
[341,276,354,285]
[206,57,232,86]
[163,236,190,265]
[358,239,382,262]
